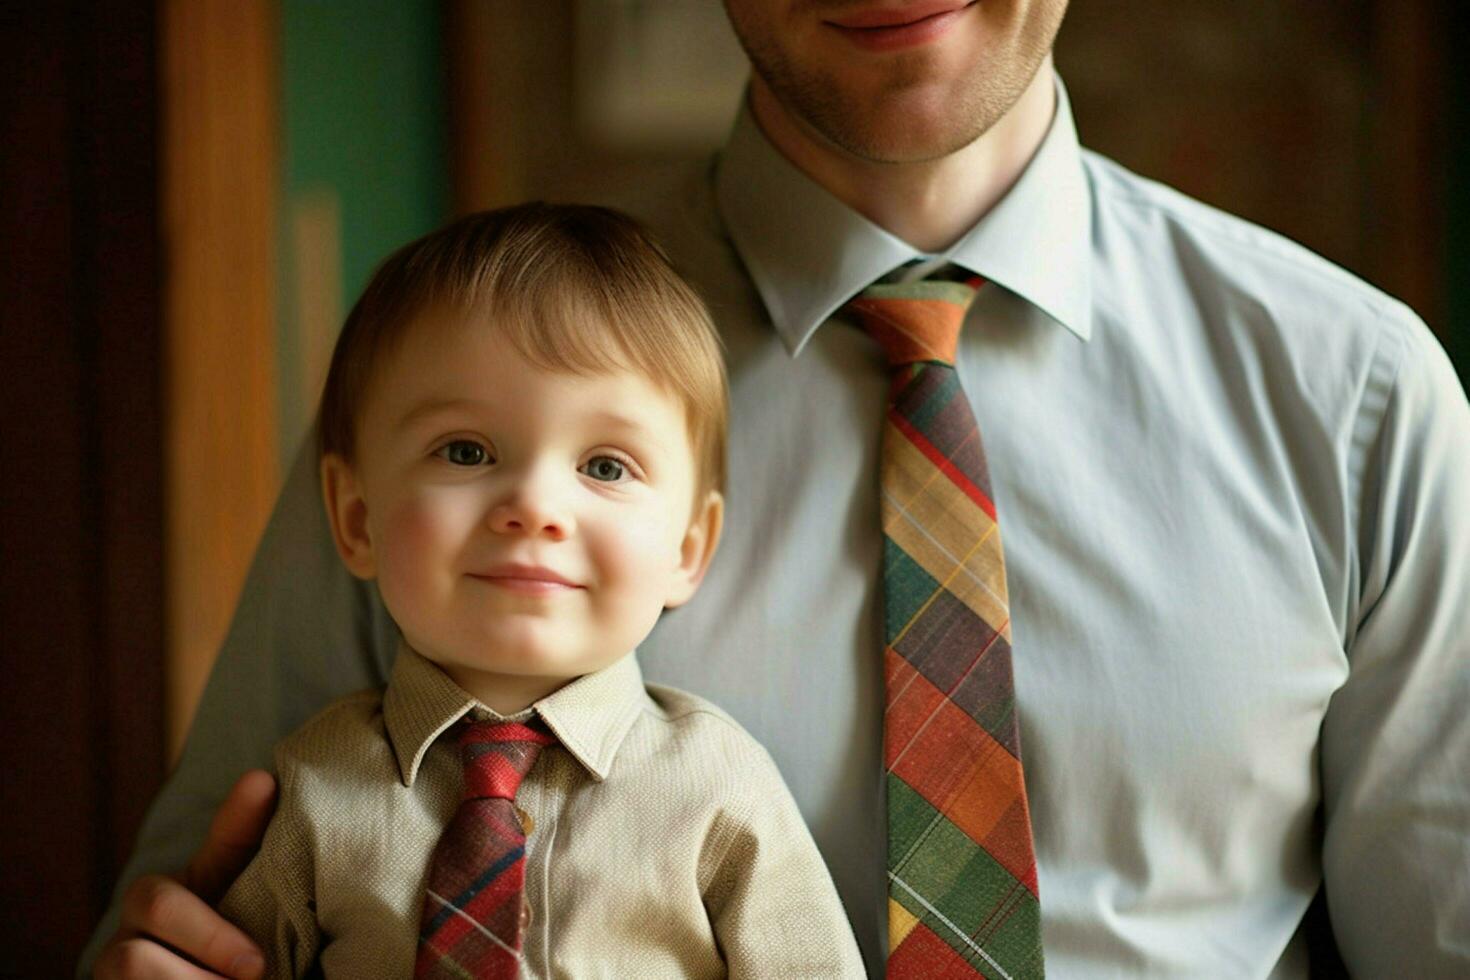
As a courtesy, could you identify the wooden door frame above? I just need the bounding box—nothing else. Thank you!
[160,0,281,758]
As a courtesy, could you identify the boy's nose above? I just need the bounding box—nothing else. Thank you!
[487,482,573,541]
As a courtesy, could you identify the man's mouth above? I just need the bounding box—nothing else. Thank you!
[824,1,976,52]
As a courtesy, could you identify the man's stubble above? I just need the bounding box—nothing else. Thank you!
[725,0,1067,165]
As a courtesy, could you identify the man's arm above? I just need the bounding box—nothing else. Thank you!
[82,436,396,977]
[93,772,276,979]
[1320,313,1470,975]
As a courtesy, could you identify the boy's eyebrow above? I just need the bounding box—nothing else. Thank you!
[395,397,485,432]
[394,401,667,446]
[586,409,650,432]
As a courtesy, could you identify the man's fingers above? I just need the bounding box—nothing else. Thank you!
[115,875,264,979]
[95,775,275,979]
[96,936,223,979]
[184,769,278,902]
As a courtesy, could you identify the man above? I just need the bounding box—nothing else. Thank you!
[89,0,1470,976]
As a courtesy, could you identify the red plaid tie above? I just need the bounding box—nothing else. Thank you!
[415,719,554,980]
[848,270,1045,979]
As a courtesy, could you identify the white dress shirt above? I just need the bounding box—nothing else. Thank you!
[85,77,1470,977]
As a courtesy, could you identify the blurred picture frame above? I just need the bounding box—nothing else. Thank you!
[575,0,750,151]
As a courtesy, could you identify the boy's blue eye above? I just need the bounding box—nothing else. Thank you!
[581,456,626,482]
[437,440,489,466]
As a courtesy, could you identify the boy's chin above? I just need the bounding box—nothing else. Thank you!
[440,638,605,680]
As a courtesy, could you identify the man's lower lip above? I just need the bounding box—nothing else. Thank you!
[826,4,973,53]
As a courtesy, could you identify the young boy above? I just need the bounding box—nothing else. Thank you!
[218,204,864,978]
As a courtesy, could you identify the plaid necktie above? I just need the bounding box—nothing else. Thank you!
[847,269,1045,979]
[415,719,554,980]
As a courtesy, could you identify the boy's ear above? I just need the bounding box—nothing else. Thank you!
[320,453,378,580]
[665,490,724,609]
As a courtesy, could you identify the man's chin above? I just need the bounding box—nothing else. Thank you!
[786,67,982,157]
[821,107,987,165]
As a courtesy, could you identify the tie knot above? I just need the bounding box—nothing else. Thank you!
[846,273,983,368]
[457,719,555,801]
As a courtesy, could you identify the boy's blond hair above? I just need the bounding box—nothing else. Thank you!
[318,203,727,502]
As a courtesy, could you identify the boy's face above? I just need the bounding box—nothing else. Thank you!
[322,318,722,712]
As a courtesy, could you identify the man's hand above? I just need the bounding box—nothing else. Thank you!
[95,770,277,979]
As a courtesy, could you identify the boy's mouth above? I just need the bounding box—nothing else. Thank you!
[468,563,583,595]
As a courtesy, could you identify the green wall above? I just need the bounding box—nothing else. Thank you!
[278,0,450,463]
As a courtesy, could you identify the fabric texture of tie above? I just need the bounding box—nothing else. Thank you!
[415,718,554,980]
[847,269,1045,979]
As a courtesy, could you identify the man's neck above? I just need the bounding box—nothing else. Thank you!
[748,57,1057,254]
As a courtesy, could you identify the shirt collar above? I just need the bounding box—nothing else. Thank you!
[383,641,648,787]
[714,71,1093,354]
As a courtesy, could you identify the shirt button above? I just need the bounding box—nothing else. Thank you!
[515,805,534,836]
[519,900,533,931]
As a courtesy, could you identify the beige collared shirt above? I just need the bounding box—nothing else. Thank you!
[219,645,864,978]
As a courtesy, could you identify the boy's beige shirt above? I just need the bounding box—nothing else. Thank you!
[219,643,864,979]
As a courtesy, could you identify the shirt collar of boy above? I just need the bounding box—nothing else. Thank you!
[714,70,1094,356]
[382,640,648,787]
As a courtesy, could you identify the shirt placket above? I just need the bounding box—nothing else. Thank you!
[519,746,570,980]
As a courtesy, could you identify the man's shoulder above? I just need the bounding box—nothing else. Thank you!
[577,157,746,305]
[1081,148,1425,347]
[579,157,718,245]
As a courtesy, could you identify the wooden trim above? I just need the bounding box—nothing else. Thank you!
[1366,0,1447,329]
[445,0,515,212]
[161,0,281,757]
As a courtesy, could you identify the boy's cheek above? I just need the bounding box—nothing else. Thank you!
[382,491,474,550]
[583,589,666,667]
[601,507,690,568]
[375,496,474,592]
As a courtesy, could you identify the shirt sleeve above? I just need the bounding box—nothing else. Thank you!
[217,749,321,980]
[699,743,867,979]
[78,435,397,976]
[1321,310,1470,975]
